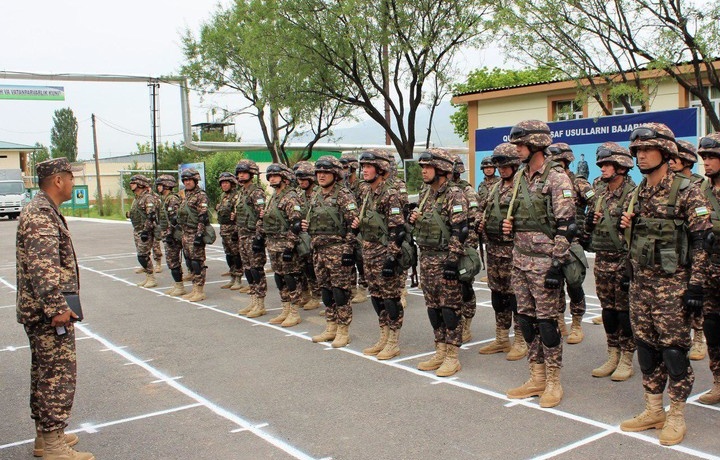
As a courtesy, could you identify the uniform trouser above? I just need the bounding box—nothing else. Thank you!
[163,236,183,271]
[594,266,635,353]
[24,322,76,432]
[630,266,694,402]
[181,231,207,286]
[313,243,354,326]
[238,232,267,298]
[352,240,367,288]
[220,224,242,277]
[268,247,303,305]
[364,247,404,331]
[152,238,162,262]
[419,252,463,347]
[704,266,720,381]
[512,267,564,368]
[487,251,517,330]
[133,230,154,274]
[300,255,321,296]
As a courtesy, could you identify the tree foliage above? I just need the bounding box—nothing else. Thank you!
[29,143,50,184]
[203,151,246,206]
[50,108,79,162]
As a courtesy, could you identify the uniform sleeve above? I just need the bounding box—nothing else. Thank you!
[682,184,712,287]
[252,189,267,234]
[339,188,359,244]
[282,193,302,244]
[143,194,158,232]
[196,193,209,235]
[446,187,468,257]
[549,169,576,262]
[385,189,405,254]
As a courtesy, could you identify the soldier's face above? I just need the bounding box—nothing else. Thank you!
[298,178,311,190]
[237,172,250,183]
[268,175,283,187]
[703,155,720,177]
[362,164,378,182]
[156,185,163,194]
[635,147,664,171]
[316,171,335,188]
[182,178,196,191]
[668,157,684,172]
[515,143,531,161]
[421,165,436,183]
[220,181,232,192]
[599,163,618,180]
[59,172,74,202]
[483,167,496,177]
[130,183,137,192]
[498,166,515,180]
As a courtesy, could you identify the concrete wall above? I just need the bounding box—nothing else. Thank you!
[0,151,22,170]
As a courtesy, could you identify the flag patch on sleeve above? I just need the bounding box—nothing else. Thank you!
[391,207,401,215]
[256,198,265,205]
[562,190,573,198]
[347,203,357,210]
[452,204,463,213]
[469,201,478,209]
[696,206,709,216]
[585,190,595,199]
[293,205,302,211]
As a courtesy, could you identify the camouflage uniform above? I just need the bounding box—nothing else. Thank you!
[476,158,500,211]
[235,177,268,300]
[295,163,322,303]
[129,177,159,275]
[151,191,164,268]
[177,176,210,287]
[216,175,243,281]
[342,153,369,298]
[156,176,183,278]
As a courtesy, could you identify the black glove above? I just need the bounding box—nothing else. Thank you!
[620,275,630,292]
[584,212,596,233]
[544,263,563,289]
[683,284,704,318]
[252,235,265,253]
[193,234,204,247]
[341,253,355,266]
[140,231,149,242]
[231,233,239,242]
[442,259,458,281]
[382,257,397,278]
[165,234,175,245]
[282,248,294,262]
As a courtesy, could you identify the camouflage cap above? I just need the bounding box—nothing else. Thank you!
[358,149,392,173]
[130,174,151,188]
[675,139,698,164]
[339,153,359,170]
[37,157,81,181]
[629,122,678,157]
[491,142,521,167]
[155,174,177,188]
[698,132,720,158]
[452,154,466,174]
[508,120,552,149]
[218,172,238,185]
[418,148,454,174]
[480,156,495,168]
[235,159,260,176]
[266,163,295,181]
[547,142,575,164]
[293,161,315,180]
[595,142,634,169]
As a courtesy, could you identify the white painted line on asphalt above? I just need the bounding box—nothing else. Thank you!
[0,275,17,290]
[151,376,183,384]
[99,346,127,352]
[531,430,614,460]
[0,304,15,309]
[230,423,269,433]
[123,359,154,366]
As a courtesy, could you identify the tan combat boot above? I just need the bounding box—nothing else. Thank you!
[134,266,145,274]
[186,284,206,302]
[506,332,528,361]
[229,277,245,291]
[540,366,563,408]
[154,259,162,273]
[303,295,321,311]
[312,321,337,342]
[478,327,511,354]
[698,376,720,405]
[620,393,666,432]
[461,317,473,344]
[137,273,149,287]
[237,284,252,294]
[332,324,351,348]
[659,401,687,446]
[281,303,302,327]
[689,330,707,360]
[246,296,267,318]
[611,350,635,381]
[34,423,79,457]
[237,296,257,316]
[592,315,603,325]
[221,276,236,289]
[363,326,389,356]
[400,288,408,309]
[418,343,447,371]
[269,302,291,325]
[182,272,194,282]
[591,347,620,378]
[507,363,546,399]
[566,315,584,344]
[182,285,198,301]
[220,270,231,277]
[436,344,461,377]
[377,329,400,360]
[167,282,187,297]
[40,429,94,460]
[142,273,158,289]
[351,286,368,304]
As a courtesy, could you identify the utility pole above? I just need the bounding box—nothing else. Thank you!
[91,114,104,216]
[148,80,160,180]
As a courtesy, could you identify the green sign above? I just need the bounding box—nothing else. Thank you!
[30,186,90,210]
[0,85,65,101]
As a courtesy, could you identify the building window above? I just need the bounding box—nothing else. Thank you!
[553,100,584,121]
[689,86,720,135]
[611,96,645,115]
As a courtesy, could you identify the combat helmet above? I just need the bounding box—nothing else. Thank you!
[698,132,720,159]
[480,156,495,170]
[491,142,521,167]
[339,153,359,172]
[266,163,295,182]
[130,174,151,188]
[452,154,466,175]
[418,148,454,174]
[595,142,634,170]
[675,140,698,164]
[358,149,392,175]
[180,168,201,182]
[508,120,553,150]
[314,155,344,178]
[155,174,177,189]
[235,159,260,176]
[218,172,238,186]
[547,143,575,165]
[293,161,315,182]
[629,123,678,157]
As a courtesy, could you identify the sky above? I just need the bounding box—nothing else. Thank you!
[0,1,504,160]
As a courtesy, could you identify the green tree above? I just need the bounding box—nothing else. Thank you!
[203,151,246,207]
[50,108,79,162]
[135,141,200,174]
[451,67,562,141]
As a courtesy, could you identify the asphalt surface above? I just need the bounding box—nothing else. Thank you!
[1,217,719,460]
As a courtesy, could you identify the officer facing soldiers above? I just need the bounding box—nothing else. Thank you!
[235,160,269,318]
[547,143,592,344]
[619,123,711,445]
[216,172,246,292]
[503,120,576,408]
[303,155,359,348]
[670,140,707,361]
[341,152,369,305]
[409,148,468,377]
[155,174,187,297]
[261,163,305,327]
[696,132,720,405]
[586,142,637,381]
[293,161,322,311]
[352,149,406,359]
[478,143,527,360]
[129,174,160,289]
[177,168,210,302]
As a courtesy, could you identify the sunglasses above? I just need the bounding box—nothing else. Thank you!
[629,127,675,143]
[418,152,454,165]
[547,146,571,156]
[508,126,550,141]
[699,136,720,150]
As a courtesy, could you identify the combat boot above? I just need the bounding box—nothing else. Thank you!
[461,317,473,344]
[418,343,447,371]
[659,401,687,446]
[558,318,568,337]
[591,347,620,378]
[237,283,252,294]
[363,326,389,356]
[238,296,257,315]
[186,284,206,302]
[246,297,267,318]
[312,321,337,343]
[377,329,400,360]
[611,350,635,381]
[167,282,187,297]
[182,285,198,301]
[507,363,546,399]
[142,273,158,289]
[34,422,78,457]
[281,303,302,327]
[506,332,528,361]
[221,276,236,289]
[689,330,707,360]
[698,376,720,405]
[592,315,603,325]
[220,270,231,277]
[566,315,584,344]
[620,393,666,432]
[229,277,246,291]
[137,273,149,287]
[269,302,291,324]
[351,286,368,304]
[41,429,94,460]
[303,295,321,311]
[436,344,461,377]
[134,266,145,274]
[400,288,408,309]
[540,366,563,408]
[478,327,511,354]
[154,259,162,273]
[182,272,194,281]
[332,324,351,348]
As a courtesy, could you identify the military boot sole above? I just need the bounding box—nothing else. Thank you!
[363,346,384,356]
[269,315,289,325]
[312,333,336,343]
[246,309,267,318]
[280,316,302,327]
[417,359,445,371]
[611,369,634,381]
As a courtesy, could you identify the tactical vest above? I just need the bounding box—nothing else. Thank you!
[702,180,720,263]
[509,162,559,237]
[358,183,390,245]
[158,193,178,232]
[263,190,290,236]
[307,187,345,236]
[628,175,691,274]
[591,181,634,253]
[484,181,512,243]
[177,197,199,229]
[129,197,147,231]
[413,188,450,250]
[217,191,236,225]
[235,185,261,232]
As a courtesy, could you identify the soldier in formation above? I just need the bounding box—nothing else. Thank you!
[155,174,186,297]
[293,161,322,311]
[216,172,246,292]
[341,153,369,304]
[128,174,160,289]
[176,168,210,302]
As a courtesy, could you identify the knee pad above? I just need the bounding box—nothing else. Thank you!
[567,284,585,304]
[137,255,149,269]
[537,318,561,348]
[371,296,384,316]
[427,308,443,330]
[170,267,183,283]
[490,291,505,313]
[284,274,298,292]
[191,260,203,276]
[385,298,402,321]
[662,346,690,381]
[617,311,632,338]
[441,307,461,331]
[321,288,334,307]
[233,255,243,270]
[225,254,234,269]
[244,269,255,285]
[332,287,350,307]
[704,314,720,347]
[602,309,620,335]
[517,314,537,344]
[636,339,661,375]
[274,273,285,290]
[461,281,475,302]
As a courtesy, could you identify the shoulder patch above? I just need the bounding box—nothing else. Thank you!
[585,190,595,199]
[469,200,478,209]
[390,207,401,215]
[293,205,302,212]
[399,187,407,193]
[347,203,357,211]
[452,204,463,214]
[695,206,709,217]
[562,189,573,198]
[256,198,265,205]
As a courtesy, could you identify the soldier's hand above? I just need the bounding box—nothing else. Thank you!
[51,309,76,328]
[382,257,397,278]
[301,219,309,232]
[544,262,563,289]
[252,235,265,253]
[683,284,704,317]
[442,259,459,280]
[341,252,355,266]
[620,275,630,292]
[282,248,294,261]
[230,212,236,221]
[502,217,513,235]
[259,209,265,218]
[584,212,597,232]
[408,211,418,224]
[620,212,634,229]
[125,211,130,219]
[140,231,149,242]
[193,234,204,247]
[351,217,359,229]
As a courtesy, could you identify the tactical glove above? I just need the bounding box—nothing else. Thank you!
[282,248,294,262]
[683,284,704,318]
[341,253,355,267]
[140,231,149,242]
[251,235,265,253]
[193,234,204,247]
[442,259,459,281]
[584,212,596,233]
[544,262,563,289]
[620,275,631,292]
[382,257,397,278]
